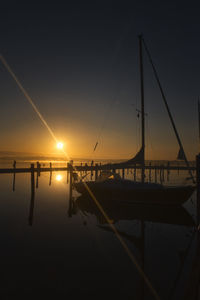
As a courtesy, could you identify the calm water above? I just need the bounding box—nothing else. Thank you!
[0,161,198,299]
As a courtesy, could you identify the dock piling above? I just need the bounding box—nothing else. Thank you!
[49,162,52,186]
[29,164,35,226]
[134,164,136,181]
[12,160,16,191]
[36,161,41,188]
[69,163,73,201]
[155,167,157,183]
[95,164,98,181]
[149,162,151,182]
[122,168,125,179]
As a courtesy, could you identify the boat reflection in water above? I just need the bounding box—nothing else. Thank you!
[72,193,196,299]
[73,194,195,227]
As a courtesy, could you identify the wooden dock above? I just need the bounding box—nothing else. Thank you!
[0,162,196,174]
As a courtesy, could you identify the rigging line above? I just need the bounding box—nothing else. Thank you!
[0,55,70,161]
[1,54,160,300]
[141,38,195,184]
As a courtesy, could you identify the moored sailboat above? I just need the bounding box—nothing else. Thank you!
[74,172,195,205]
[74,35,195,204]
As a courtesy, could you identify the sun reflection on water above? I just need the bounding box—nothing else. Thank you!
[56,174,63,182]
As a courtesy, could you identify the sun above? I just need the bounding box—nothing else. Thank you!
[56,174,62,181]
[57,142,63,150]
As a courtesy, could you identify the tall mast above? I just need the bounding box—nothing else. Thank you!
[139,34,145,183]
[142,37,195,184]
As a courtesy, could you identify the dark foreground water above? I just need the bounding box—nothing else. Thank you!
[0,168,198,300]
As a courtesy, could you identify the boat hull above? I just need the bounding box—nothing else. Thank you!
[74,181,195,205]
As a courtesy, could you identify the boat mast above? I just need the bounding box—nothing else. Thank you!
[138,35,145,183]
[141,37,195,184]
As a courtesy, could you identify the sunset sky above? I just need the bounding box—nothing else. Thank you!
[0,1,199,160]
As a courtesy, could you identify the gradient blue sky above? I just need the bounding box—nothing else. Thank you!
[0,1,199,160]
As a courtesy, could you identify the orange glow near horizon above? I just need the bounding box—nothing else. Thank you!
[0,122,198,161]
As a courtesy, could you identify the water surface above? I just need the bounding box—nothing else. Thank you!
[0,163,198,299]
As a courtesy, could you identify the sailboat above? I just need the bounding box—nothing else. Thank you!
[74,35,195,205]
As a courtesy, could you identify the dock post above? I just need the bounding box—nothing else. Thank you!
[95,163,98,181]
[149,162,151,182]
[122,168,125,179]
[69,163,73,202]
[67,163,69,183]
[85,163,87,174]
[91,160,94,180]
[160,167,162,184]
[134,164,136,181]
[12,160,16,191]
[162,165,165,182]
[167,161,170,182]
[68,163,74,217]
[36,161,40,188]
[196,154,200,225]
[29,163,35,226]
[80,162,82,177]
[31,164,35,194]
[49,162,52,186]
[155,167,157,183]
[36,161,41,176]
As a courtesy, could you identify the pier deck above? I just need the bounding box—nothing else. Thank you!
[0,164,196,174]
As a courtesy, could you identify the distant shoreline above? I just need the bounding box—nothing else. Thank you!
[0,151,196,164]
